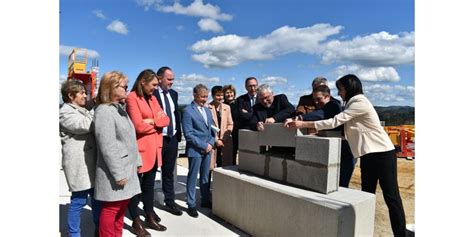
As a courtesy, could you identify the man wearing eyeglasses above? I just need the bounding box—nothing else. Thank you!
[236,77,259,130]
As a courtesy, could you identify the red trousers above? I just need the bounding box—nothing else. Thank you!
[99,199,130,237]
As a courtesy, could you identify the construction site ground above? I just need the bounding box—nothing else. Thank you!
[177,156,415,237]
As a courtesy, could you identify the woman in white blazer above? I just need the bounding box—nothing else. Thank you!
[60,80,101,237]
[284,74,406,237]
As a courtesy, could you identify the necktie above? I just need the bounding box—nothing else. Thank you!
[250,96,255,107]
[199,106,208,126]
[163,90,174,137]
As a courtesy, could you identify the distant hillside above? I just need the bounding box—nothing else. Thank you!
[178,104,415,126]
[374,106,414,126]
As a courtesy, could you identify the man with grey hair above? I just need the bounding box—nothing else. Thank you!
[295,76,340,116]
[181,84,215,217]
[249,84,295,131]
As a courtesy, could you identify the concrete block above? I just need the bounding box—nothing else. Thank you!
[259,123,300,147]
[239,151,339,194]
[238,151,266,176]
[295,135,342,165]
[239,129,262,153]
[212,167,375,237]
[285,159,339,194]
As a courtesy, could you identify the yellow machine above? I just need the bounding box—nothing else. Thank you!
[67,48,98,100]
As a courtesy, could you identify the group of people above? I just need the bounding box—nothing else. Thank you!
[60,67,407,236]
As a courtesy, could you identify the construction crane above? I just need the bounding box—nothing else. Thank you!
[384,125,415,159]
[67,48,99,101]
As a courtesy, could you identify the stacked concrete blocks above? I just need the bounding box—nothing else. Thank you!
[238,124,341,194]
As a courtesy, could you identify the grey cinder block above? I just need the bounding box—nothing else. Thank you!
[259,123,299,147]
[295,135,341,165]
[239,129,262,153]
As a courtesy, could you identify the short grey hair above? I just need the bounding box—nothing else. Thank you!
[193,84,208,94]
[312,76,328,87]
[256,84,272,96]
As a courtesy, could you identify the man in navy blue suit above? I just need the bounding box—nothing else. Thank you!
[182,84,215,218]
[153,66,183,216]
[236,77,259,130]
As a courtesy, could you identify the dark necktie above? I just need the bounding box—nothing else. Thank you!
[163,90,174,137]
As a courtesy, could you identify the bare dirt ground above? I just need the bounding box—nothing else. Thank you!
[177,157,415,236]
[349,158,415,237]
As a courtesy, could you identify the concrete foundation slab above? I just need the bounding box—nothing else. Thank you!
[213,166,375,237]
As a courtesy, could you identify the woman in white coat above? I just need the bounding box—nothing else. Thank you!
[60,80,101,237]
[284,74,407,237]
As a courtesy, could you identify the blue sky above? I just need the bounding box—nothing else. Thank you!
[60,0,414,106]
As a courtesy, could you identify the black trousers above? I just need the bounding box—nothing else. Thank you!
[339,140,356,188]
[128,161,158,219]
[161,135,178,205]
[361,149,406,237]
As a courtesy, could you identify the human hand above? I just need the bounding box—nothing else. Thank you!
[264,117,275,124]
[206,144,213,153]
[242,109,248,113]
[143,118,155,125]
[116,178,128,186]
[257,121,264,131]
[157,111,167,118]
[216,139,224,147]
[284,120,304,129]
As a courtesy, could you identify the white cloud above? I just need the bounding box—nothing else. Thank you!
[363,83,414,105]
[179,73,220,83]
[92,10,106,19]
[176,25,185,31]
[173,73,220,104]
[191,23,342,68]
[198,18,223,33]
[135,0,161,11]
[156,0,232,21]
[60,45,100,58]
[261,76,288,86]
[322,31,414,66]
[334,64,401,82]
[106,20,128,35]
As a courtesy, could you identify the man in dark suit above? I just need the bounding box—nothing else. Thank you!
[182,84,215,217]
[153,66,183,216]
[292,85,355,188]
[295,76,340,117]
[236,77,258,130]
[250,84,295,132]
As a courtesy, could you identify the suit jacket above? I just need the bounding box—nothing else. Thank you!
[236,94,255,129]
[208,102,234,169]
[153,88,182,142]
[94,103,142,202]
[314,94,394,158]
[126,92,170,172]
[182,102,216,158]
[249,94,295,130]
[60,103,96,192]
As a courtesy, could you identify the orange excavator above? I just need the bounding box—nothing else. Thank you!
[384,125,415,159]
[67,48,99,100]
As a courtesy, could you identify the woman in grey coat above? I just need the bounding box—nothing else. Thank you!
[94,71,142,237]
[60,80,101,237]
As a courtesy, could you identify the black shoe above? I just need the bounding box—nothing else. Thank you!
[187,207,199,218]
[201,201,212,209]
[164,203,183,216]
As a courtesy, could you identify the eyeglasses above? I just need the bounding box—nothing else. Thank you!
[247,84,258,88]
[118,85,128,91]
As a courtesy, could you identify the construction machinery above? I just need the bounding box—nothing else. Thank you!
[67,48,99,100]
[384,125,415,159]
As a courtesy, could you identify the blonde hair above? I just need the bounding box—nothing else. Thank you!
[96,71,128,104]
